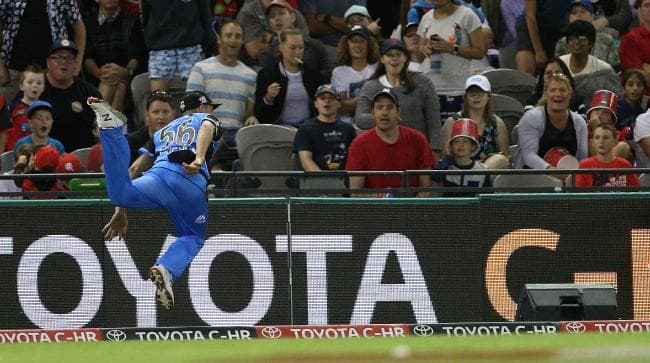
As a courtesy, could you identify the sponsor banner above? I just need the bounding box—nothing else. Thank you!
[256,324,410,339]
[561,320,650,334]
[0,328,102,344]
[410,323,559,337]
[101,326,256,341]
[1,196,649,329]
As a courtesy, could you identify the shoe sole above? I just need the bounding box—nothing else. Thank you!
[88,100,127,128]
[149,267,174,309]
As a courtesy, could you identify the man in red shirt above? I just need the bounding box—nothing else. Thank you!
[347,88,434,197]
[620,0,650,78]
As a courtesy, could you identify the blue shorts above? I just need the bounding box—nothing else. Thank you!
[149,45,202,80]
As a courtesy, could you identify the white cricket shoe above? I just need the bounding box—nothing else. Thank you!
[87,97,126,129]
[149,264,174,309]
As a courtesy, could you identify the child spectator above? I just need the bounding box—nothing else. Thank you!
[6,65,46,151]
[13,101,66,154]
[434,118,491,197]
[617,70,648,132]
[21,145,62,199]
[441,75,510,170]
[585,90,630,159]
[575,123,639,187]
[56,152,85,192]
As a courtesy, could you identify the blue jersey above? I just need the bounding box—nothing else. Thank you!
[141,112,221,181]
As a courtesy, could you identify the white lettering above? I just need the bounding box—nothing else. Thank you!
[276,235,353,324]
[189,234,274,326]
[0,237,12,255]
[17,236,103,329]
[105,235,174,327]
[350,233,436,324]
[39,332,51,343]
[54,332,65,342]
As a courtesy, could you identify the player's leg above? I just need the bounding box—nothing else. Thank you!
[155,174,208,282]
[89,99,160,209]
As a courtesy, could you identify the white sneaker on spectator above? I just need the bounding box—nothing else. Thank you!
[87,97,126,129]
[149,264,174,309]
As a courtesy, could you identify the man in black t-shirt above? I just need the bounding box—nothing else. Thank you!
[40,40,102,153]
[293,84,356,171]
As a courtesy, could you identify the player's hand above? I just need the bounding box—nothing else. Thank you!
[183,157,205,175]
[102,209,128,240]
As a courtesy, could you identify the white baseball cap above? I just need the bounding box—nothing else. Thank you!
[464,75,491,92]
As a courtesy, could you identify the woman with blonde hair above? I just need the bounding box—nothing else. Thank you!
[517,73,588,169]
[441,75,510,169]
[254,27,322,127]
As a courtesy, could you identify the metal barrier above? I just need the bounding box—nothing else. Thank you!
[1,168,649,198]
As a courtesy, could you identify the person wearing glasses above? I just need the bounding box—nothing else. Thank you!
[440,75,510,170]
[0,0,86,102]
[558,20,622,108]
[558,20,614,78]
[40,39,102,153]
[554,0,619,71]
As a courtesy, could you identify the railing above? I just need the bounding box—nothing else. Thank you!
[1,168,649,199]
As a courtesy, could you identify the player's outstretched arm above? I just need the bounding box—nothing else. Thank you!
[183,120,218,175]
[103,207,128,240]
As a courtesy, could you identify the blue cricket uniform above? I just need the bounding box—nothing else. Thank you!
[100,112,221,281]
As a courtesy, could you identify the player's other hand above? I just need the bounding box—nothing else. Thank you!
[103,208,128,240]
[183,157,205,175]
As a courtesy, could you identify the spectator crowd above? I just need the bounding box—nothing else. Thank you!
[1,0,650,198]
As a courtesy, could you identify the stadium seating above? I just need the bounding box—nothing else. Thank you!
[1,151,14,173]
[130,72,187,128]
[481,69,536,105]
[71,147,91,166]
[493,174,563,189]
[492,93,524,142]
[234,124,297,195]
